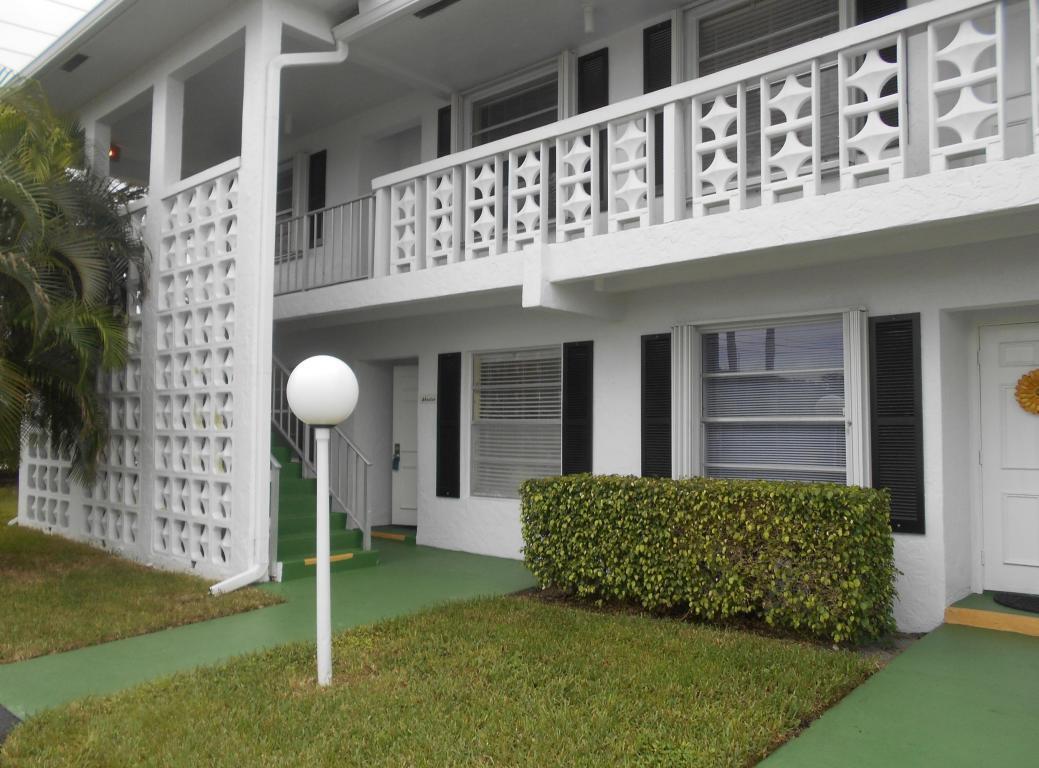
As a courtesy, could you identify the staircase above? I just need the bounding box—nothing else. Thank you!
[270,354,377,581]
[270,434,378,580]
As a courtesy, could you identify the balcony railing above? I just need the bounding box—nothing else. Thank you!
[273,196,374,295]
[367,0,1033,278]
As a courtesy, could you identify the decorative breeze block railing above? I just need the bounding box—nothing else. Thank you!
[360,0,1028,277]
[928,3,1005,170]
[692,86,745,216]
[555,128,600,242]
[607,110,655,231]
[838,34,907,189]
[154,167,239,568]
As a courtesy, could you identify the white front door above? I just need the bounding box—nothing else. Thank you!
[391,365,419,527]
[980,323,1039,594]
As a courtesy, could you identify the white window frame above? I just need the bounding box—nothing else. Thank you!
[469,344,564,500]
[672,309,869,486]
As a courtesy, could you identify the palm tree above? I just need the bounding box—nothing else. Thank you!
[0,76,146,482]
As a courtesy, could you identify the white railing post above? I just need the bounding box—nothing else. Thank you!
[373,186,391,278]
[662,102,686,223]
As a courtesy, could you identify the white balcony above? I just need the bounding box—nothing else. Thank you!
[273,0,1039,312]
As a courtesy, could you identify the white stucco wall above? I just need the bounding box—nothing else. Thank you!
[276,233,1039,632]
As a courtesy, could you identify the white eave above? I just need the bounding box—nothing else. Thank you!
[331,0,430,41]
[20,0,136,81]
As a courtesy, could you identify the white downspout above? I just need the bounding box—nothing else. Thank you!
[210,37,349,597]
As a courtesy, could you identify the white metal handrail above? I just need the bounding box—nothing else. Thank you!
[371,0,1020,275]
[274,196,375,295]
[271,355,373,550]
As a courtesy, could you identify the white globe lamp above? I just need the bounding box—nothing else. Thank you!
[285,355,359,687]
[286,355,359,426]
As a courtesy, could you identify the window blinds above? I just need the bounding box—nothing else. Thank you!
[471,347,562,498]
[701,317,847,483]
[471,73,559,147]
[697,0,839,76]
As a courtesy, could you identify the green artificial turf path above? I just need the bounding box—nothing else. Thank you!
[762,624,1039,767]
[0,540,533,719]
[1,597,874,767]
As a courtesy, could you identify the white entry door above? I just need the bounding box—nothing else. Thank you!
[980,323,1039,594]
[391,365,419,526]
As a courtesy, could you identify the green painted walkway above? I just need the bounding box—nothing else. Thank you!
[0,542,533,719]
[762,624,1039,767]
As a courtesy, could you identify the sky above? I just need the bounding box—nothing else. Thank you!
[0,0,103,73]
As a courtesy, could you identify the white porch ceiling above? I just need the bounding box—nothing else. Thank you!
[347,0,682,94]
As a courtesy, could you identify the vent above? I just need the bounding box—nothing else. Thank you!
[60,53,89,72]
[415,0,462,19]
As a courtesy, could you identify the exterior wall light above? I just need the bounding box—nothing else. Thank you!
[286,355,359,687]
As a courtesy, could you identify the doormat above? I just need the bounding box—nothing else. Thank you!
[993,592,1039,615]
[0,704,20,745]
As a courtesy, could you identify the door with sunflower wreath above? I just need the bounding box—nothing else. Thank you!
[980,323,1039,595]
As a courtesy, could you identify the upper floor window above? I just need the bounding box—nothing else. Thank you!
[470,71,558,147]
[691,0,840,77]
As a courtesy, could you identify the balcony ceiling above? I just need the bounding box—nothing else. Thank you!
[347,0,682,94]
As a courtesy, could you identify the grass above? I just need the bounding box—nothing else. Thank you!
[0,485,281,663]
[1,596,877,767]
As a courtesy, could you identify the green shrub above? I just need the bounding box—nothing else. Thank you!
[520,475,896,644]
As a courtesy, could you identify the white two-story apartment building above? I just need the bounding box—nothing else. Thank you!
[17,0,1039,630]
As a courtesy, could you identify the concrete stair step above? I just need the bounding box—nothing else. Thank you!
[278,528,363,559]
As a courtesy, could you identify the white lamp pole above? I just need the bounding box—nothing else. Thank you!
[313,425,332,685]
[285,355,359,687]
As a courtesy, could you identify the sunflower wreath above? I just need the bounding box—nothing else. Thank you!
[1015,369,1039,415]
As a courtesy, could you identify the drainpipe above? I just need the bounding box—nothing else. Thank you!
[210,37,349,597]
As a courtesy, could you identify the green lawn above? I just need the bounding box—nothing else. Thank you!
[0,485,281,663]
[1,596,876,767]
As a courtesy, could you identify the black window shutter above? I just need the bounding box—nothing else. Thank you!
[562,341,594,475]
[869,314,924,534]
[641,333,672,478]
[307,150,326,211]
[644,21,671,194]
[307,150,327,247]
[643,20,672,93]
[436,352,462,498]
[578,48,609,114]
[436,105,452,158]
[857,0,907,23]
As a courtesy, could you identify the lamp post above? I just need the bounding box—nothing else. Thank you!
[285,355,359,687]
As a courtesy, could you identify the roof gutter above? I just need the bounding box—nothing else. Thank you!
[210,40,352,595]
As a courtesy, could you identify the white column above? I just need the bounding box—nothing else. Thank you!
[85,120,111,176]
[237,0,282,576]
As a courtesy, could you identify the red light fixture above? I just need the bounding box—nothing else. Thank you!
[108,144,121,161]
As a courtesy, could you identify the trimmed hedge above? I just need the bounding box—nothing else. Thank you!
[520,475,896,644]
